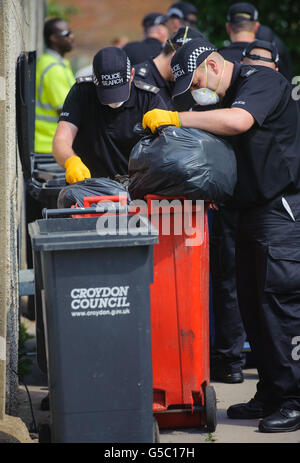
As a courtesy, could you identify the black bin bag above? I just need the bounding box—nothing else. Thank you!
[128,126,237,201]
[57,177,130,208]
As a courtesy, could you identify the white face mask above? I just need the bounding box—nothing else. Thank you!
[191,58,226,106]
[191,88,220,106]
[107,101,125,109]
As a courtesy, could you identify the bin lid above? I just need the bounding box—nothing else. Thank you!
[16,51,36,182]
[28,216,158,251]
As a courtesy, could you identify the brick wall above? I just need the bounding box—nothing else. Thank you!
[56,0,174,70]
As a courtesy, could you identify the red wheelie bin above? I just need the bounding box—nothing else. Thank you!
[50,193,217,433]
[145,195,217,432]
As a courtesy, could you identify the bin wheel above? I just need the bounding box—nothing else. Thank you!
[204,385,217,433]
[38,423,51,443]
[153,417,160,443]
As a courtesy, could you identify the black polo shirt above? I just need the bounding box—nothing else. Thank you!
[134,59,196,111]
[256,25,294,81]
[135,59,174,109]
[123,38,163,66]
[59,81,166,178]
[221,63,300,209]
[219,42,250,63]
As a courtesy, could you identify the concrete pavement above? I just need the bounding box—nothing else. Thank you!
[160,371,300,443]
[17,316,300,444]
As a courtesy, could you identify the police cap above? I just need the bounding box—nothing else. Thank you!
[242,40,280,64]
[166,2,198,20]
[142,13,167,30]
[171,37,217,97]
[227,2,259,23]
[92,47,132,105]
[169,26,204,49]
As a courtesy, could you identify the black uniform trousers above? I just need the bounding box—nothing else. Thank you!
[236,192,300,410]
[210,205,246,371]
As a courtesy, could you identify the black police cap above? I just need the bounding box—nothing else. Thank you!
[227,2,259,23]
[242,40,280,64]
[92,47,132,105]
[166,2,198,20]
[170,26,204,48]
[142,13,167,30]
[171,37,217,97]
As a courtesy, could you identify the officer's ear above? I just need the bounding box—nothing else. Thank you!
[50,32,58,47]
[206,57,219,76]
[253,21,260,35]
[225,23,231,37]
[130,68,135,83]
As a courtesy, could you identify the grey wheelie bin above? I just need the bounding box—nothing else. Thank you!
[29,213,158,443]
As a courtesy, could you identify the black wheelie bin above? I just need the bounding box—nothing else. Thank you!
[16,51,67,320]
[29,211,158,443]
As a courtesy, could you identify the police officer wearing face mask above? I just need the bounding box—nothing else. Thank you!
[209,39,281,387]
[52,47,166,183]
[142,37,300,434]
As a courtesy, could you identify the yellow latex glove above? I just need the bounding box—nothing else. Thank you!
[142,109,181,134]
[64,155,91,184]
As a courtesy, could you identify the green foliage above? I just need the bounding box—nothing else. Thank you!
[46,0,79,20]
[18,323,34,381]
[188,0,300,74]
[205,432,217,442]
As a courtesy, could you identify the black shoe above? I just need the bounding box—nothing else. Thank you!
[40,393,50,411]
[227,398,275,419]
[211,367,244,384]
[259,408,300,433]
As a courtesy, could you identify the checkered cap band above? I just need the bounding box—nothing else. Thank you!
[93,71,100,87]
[187,47,216,72]
[126,57,131,81]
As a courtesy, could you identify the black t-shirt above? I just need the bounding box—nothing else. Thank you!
[221,63,300,209]
[256,25,294,81]
[219,42,250,63]
[123,38,163,66]
[134,59,174,109]
[59,81,166,178]
[134,59,196,111]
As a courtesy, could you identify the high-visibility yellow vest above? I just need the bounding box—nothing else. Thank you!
[35,49,75,153]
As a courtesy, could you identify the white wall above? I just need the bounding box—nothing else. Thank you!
[0,0,45,419]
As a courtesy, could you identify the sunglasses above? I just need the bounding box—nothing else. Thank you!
[56,29,73,38]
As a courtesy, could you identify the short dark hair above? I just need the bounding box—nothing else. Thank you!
[162,40,180,56]
[229,20,257,34]
[44,17,64,47]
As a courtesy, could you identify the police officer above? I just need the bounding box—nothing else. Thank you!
[211,2,291,385]
[210,39,281,386]
[166,2,199,35]
[52,47,166,183]
[219,3,260,63]
[242,40,279,69]
[134,26,204,109]
[142,37,300,433]
[123,13,169,66]
[220,2,294,80]
[204,2,257,384]
[256,24,294,81]
[35,17,75,154]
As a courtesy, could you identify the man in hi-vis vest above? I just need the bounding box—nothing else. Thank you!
[35,17,75,154]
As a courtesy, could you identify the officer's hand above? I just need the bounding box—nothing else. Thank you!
[64,155,91,184]
[142,109,181,134]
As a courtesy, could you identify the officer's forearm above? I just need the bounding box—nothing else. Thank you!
[53,140,76,168]
[179,107,254,136]
[52,121,78,168]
